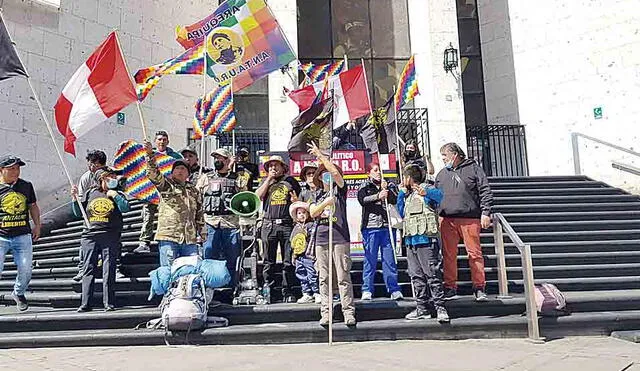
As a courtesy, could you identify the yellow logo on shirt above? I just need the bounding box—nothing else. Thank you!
[1,191,26,215]
[291,232,307,255]
[270,185,288,206]
[88,197,114,223]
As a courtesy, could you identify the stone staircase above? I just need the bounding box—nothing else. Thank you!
[1,175,640,347]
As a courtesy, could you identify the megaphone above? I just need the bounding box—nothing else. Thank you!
[229,191,261,217]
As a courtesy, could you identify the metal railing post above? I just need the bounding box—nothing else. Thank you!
[492,215,510,298]
[571,133,581,175]
[521,244,543,342]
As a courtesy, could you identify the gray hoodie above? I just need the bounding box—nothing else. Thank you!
[435,159,493,218]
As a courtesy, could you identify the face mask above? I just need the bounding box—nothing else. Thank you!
[322,172,332,185]
[405,150,416,159]
[214,160,225,171]
[106,178,119,190]
[445,154,457,169]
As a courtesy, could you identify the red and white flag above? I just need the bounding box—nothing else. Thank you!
[288,64,371,127]
[54,32,136,155]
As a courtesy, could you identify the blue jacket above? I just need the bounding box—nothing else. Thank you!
[396,184,443,246]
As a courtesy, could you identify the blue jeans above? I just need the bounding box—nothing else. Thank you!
[361,228,400,294]
[158,240,198,267]
[0,234,33,296]
[203,225,240,279]
[295,256,318,294]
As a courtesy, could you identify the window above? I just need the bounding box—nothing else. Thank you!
[297,0,411,108]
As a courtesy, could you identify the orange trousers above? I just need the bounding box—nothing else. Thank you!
[440,217,486,290]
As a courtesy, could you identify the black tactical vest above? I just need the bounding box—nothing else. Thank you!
[203,173,237,215]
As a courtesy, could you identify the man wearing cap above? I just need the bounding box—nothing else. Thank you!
[135,131,183,253]
[144,141,204,267]
[0,155,41,311]
[180,147,211,183]
[299,163,319,203]
[196,148,246,281]
[235,146,259,191]
[255,154,301,303]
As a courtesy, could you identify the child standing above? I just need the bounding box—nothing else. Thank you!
[396,165,450,323]
[289,201,321,304]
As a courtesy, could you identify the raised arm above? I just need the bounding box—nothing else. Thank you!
[307,141,343,188]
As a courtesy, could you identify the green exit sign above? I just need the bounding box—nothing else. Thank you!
[593,107,603,120]
[117,112,126,125]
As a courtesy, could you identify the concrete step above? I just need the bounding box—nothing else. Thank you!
[1,309,640,348]
[501,211,640,222]
[488,176,591,183]
[480,229,640,242]
[495,195,640,205]
[493,188,625,197]
[494,202,640,213]
[506,220,640,232]
[489,181,605,189]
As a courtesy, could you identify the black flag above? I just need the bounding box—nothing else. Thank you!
[0,14,28,81]
[359,97,396,154]
[288,96,334,160]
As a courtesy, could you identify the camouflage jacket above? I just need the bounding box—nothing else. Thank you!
[146,155,205,244]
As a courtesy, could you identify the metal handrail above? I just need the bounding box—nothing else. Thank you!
[572,132,640,175]
[492,213,542,342]
[612,161,640,177]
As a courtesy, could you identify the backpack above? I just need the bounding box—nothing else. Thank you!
[534,283,569,317]
[162,274,208,332]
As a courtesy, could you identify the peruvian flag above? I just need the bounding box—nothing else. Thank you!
[288,64,372,127]
[54,32,136,155]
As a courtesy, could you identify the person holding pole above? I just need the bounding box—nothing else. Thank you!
[71,168,130,312]
[357,162,403,301]
[0,155,40,311]
[308,142,356,327]
[397,165,450,323]
[134,131,183,254]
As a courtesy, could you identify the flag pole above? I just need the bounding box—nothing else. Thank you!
[199,52,207,177]
[113,31,149,141]
[1,9,90,228]
[392,85,403,181]
[327,88,336,346]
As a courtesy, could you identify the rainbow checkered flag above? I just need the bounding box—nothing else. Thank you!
[134,43,204,101]
[192,84,236,139]
[153,153,176,177]
[394,55,419,111]
[113,140,161,205]
[299,60,346,86]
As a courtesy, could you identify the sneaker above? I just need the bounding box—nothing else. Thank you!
[314,293,322,304]
[360,291,373,301]
[319,315,330,327]
[344,313,357,326]
[133,243,151,254]
[390,291,404,301]
[76,306,92,313]
[104,305,116,312]
[297,293,315,304]
[405,308,429,320]
[436,306,450,323]
[72,272,83,282]
[11,293,28,311]
[443,288,459,301]
[474,288,488,302]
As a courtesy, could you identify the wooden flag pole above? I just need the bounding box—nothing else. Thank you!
[392,85,403,181]
[113,31,149,141]
[1,9,90,228]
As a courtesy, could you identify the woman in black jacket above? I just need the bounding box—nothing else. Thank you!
[71,169,130,312]
[357,162,403,301]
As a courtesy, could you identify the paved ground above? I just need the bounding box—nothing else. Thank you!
[0,336,637,371]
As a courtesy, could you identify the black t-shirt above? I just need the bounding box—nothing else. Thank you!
[315,185,350,246]
[261,176,301,221]
[0,179,36,237]
[83,189,123,236]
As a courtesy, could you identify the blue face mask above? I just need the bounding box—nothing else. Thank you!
[445,154,457,169]
[106,178,119,190]
[322,172,332,185]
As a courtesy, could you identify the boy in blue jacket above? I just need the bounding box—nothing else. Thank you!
[397,165,450,323]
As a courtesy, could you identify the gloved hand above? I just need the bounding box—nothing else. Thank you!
[106,190,118,199]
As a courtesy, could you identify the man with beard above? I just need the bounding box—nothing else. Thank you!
[180,147,211,183]
[196,148,246,283]
[255,155,301,303]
